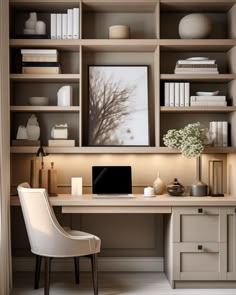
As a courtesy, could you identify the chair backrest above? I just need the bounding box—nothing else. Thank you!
[17,182,72,256]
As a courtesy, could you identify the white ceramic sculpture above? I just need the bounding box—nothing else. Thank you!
[26,114,40,140]
[16,125,28,139]
[178,13,212,39]
[35,20,46,34]
[51,124,68,139]
[24,12,37,34]
[153,173,165,195]
[109,25,130,39]
[57,86,73,106]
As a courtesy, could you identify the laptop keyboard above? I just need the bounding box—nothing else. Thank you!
[92,194,135,199]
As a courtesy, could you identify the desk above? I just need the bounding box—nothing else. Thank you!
[10,194,236,288]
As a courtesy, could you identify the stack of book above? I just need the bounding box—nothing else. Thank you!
[164,82,190,107]
[21,49,60,74]
[174,57,219,74]
[190,95,227,107]
[209,121,228,147]
[50,8,80,40]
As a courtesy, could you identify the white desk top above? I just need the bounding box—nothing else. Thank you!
[11,194,236,213]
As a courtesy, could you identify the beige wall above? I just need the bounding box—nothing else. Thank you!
[11,153,228,258]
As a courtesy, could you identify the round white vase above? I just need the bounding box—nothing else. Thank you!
[25,12,37,30]
[153,173,165,195]
[178,13,212,39]
[35,21,46,34]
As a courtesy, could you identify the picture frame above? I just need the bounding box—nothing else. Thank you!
[88,65,150,146]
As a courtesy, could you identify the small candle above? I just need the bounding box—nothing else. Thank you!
[144,187,154,197]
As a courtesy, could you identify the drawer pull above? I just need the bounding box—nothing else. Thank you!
[198,245,203,250]
[198,208,203,214]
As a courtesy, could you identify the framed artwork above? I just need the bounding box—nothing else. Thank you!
[88,65,149,146]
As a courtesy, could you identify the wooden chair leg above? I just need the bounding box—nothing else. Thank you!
[34,255,42,289]
[91,254,98,295]
[44,257,51,295]
[74,257,80,284]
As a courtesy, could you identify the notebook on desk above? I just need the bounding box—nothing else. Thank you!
[92,166,135,198]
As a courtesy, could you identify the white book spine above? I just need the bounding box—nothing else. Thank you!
[222,121,228,147]
[67,9,73,39]
[50,14,57,39]
[164,82,170,107]
[210,121,217,147]
[179,83,185,107]
[169,83,174,107]
[184,83,190,107]
[177,60,216,65]
[191,101,227,106]
[73,8,80,39]
[174,83,180,107]
[217,121,223,147]
[62,14,67,39]
[56,14,62,39]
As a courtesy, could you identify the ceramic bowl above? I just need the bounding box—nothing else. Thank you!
[28,96,49,106]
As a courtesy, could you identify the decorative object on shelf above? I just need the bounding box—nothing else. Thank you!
[48,162,58,196]
[175,57,219,75]
[35,20,46,35]
[28,96,49,106]
[16,125,28,139]
[153,173,165,195]
[88,66,149,146]
[26,114,40,140]
[30,158,40,188]
[208,159,224,196]
[144,186,155,197]
[48,139,75,147]
[167,178,185,196]
[163,122,208,196]
[24,12,37,34]
[37,146,48,190]
[196,91,219,96]
[57,85,73,106]
[51,124,68,139]
[71,177,82,195]
[178,13,212,39]
[109,25,130,39]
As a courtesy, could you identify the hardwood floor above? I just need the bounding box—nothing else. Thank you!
[11,272,236,295]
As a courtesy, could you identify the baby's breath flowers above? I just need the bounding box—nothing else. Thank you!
[163,122,205,158]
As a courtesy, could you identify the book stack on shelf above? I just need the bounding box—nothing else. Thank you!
[50,8,80,40]
[209,121,228,147]
[164,82,190,107]
[174,57,219,74]
[21,49,60,74]
[190,94,227,107]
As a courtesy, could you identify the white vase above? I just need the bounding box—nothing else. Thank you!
[35,21,46,34]
[179,13,212,39]
[57,86,73,106]
[27,125,40,140]
[25,12,37,31]
[153,173,165,195]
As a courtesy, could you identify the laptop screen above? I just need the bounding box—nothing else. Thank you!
[92,166,132,194]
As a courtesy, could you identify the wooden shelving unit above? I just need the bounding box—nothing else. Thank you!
[9,0,236,154]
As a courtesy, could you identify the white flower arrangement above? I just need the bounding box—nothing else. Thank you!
[163,122,205,158]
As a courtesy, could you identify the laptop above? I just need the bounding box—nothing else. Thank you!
[92,166,135,198]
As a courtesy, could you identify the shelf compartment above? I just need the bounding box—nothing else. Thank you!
[160,74,236,82]
[10,146,236,154]
[10,74,81,82]
[160,106,236,113]
[160,39,236,52]
[10,106,80,112]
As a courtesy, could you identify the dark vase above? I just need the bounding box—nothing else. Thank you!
[167,178,185,196]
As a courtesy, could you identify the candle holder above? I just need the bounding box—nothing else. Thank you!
[208,159,224,197]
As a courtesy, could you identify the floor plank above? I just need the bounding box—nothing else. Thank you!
[11,272,236,295]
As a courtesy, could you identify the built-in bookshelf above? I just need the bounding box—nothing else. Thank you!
[9,0,236,153]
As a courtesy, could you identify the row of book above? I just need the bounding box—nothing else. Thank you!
[190,95,227,107]
[21,49,60,74]
[164,82,190,107]
[50,8,80,40]
[174,58,219,74]
[209,121,228,147]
